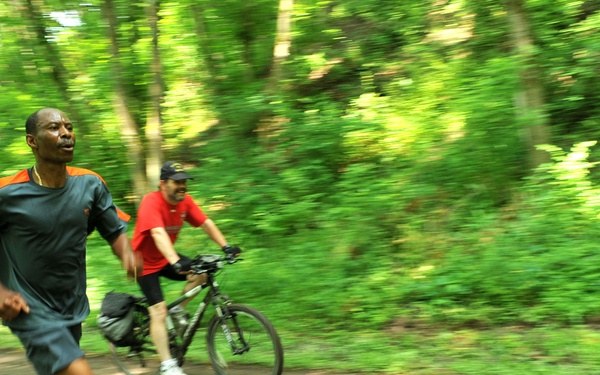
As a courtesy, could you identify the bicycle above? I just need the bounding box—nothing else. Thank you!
[102,254,284,375]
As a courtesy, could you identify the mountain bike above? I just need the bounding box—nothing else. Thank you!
[102,254,284,375]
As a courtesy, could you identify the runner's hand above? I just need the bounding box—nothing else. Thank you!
[0,291,30,322]
[125,251,144,279]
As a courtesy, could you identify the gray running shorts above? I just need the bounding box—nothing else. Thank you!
[11,323,84,375]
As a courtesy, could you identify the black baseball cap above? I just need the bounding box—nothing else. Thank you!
[160,161,194,181]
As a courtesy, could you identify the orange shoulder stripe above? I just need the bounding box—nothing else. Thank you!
[0,170,31,189]
[0,167,131,222]
[66,166,131,222]
[66,166,107,184]
[117,208,131,222]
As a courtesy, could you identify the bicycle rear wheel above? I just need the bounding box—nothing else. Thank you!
[107,303,154,375]
[108,342,152,375]
[206,304,284,375]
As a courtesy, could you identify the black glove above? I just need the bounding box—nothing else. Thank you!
[172,258,192,273]
[222,244,242,258]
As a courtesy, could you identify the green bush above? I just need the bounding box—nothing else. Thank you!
[397,141,600,327]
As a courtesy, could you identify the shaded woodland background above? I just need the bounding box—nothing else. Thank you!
[3,0,600,373]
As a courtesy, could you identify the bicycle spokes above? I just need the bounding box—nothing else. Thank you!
[207,304,284,375]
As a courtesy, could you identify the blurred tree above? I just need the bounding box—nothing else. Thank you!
[267,0,293,93]
[145,0,164,188]
[103,0,147,202]
[505,0,550,168]
[16,0,88,132]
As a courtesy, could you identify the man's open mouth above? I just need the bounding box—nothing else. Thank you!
[59,141,75,151]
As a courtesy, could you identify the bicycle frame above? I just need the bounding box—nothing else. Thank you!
[166,271,230,356]
[106,254,283,375]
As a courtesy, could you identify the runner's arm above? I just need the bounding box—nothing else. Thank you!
[109,232,143,278]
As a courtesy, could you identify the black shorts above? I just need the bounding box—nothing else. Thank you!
[137,254,189,306]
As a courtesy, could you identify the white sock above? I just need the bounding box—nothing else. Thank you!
[161,358,177,369]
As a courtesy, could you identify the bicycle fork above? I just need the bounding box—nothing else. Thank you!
[216,305,250,355]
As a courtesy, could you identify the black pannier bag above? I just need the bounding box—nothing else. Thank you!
[97,291,137,347]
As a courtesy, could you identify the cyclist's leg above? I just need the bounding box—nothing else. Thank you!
[148,301,172,362]
[138,271,173,362]
[180,273,206,308]
[159,254,205,308]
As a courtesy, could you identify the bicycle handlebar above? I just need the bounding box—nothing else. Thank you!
[190,254,241,274]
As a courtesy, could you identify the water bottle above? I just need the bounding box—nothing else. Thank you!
[169,305,189,336]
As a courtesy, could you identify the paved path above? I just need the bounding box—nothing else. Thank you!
[0,348,346,375]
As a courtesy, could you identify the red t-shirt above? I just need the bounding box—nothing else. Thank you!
[132,191,208,276]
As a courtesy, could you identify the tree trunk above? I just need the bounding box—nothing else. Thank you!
[267,0,294,93]
[505,0,550,168]
[190,2,218,89]
[253,0,294,147]
[22,0,87,133]
[145,0,164,190]
[103,0,147,205]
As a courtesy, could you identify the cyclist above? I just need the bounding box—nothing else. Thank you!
[132,161,241,375]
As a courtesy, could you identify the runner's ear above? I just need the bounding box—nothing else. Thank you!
[26,134,38,149]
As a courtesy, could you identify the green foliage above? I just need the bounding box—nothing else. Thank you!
[398,142,600,327]
[5,1,600,373]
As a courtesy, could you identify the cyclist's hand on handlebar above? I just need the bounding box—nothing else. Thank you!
[222,244,242,261]
[172,258,192,274]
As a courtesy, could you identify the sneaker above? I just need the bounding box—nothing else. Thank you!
[160,362,188,375]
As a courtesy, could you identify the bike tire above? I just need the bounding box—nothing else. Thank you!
[206,304,284,375]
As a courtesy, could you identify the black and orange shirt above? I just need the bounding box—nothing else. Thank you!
[132,191,207,276]
[0,166,129,330]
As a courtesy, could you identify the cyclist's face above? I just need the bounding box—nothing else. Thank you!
[162,178,188,204]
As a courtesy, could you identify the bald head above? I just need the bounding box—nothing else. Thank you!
[25,108,66,135]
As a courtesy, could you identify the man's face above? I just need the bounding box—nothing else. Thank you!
[27,108,76,163]
[162,179,188,204]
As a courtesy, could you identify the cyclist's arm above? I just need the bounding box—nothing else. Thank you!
[199,219,228,248]
[150,227,181,265]
[0,283,29,321]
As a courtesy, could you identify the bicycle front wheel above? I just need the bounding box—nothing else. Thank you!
[206,304,284,375]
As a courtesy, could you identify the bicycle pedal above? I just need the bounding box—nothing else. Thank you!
[127,350,141,358]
